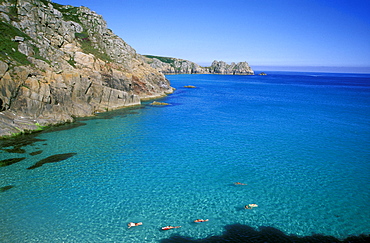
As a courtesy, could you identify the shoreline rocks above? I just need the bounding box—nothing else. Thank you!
[150,101,170,106]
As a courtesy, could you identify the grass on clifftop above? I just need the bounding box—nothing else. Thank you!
[0,21,31,65]
[51,2,82,24]
[47,1,113,63]
[144,55,175,65]
[0,21,49,65]
[75,32,113,63]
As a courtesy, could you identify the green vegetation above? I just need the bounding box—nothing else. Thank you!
[74,32,113,62]
[47,0,112,62]
[75,32,89,39]
[38,0,50,7]
[48,1,83,24]
[67,56,76,67]
[1,0,112,65]
[144,55,176,65]
[34,122,46,131]
[31,43,50,64]
[0,21,31,65]
[0,21,49,65]
[4,0,20,22]
[38,0,82,24]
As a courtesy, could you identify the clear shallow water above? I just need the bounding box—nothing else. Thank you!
[1,72,370,242]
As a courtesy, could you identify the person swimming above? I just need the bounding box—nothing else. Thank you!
[245,204,258,209]
[161,226,181,230]
[127,222,142,228]
[234,182,247,185]
[194,219,209,223]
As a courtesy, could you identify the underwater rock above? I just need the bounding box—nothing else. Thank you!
[0,185,15,192]
[27,153,77,170]
[3,147,26,153]
[0,136,46,154]
[0,157,26,167]
[29,150,43,156]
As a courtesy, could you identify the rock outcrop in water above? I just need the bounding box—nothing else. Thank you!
[0,0,174,138]
[143,55,254,75]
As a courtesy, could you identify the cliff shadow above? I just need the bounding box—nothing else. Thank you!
[159,223,370,243]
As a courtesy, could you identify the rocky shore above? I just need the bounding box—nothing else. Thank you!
[0,0,174,138]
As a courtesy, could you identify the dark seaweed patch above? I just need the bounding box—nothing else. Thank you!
[0,134,46,154]
[41,121,86,134]
[0,135,46,148]
[0,185,15,192]
[30,150,43,156]
[0,157,26,167]
[27,153,77,170]
[3,147,26,153]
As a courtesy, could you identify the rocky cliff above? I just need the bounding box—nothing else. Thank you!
[0,0,174,138]
[143,55,254,75]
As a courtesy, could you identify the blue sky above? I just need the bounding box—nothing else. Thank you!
[55,0,370,72]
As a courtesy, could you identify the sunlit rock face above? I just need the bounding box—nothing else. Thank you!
[0,0,174,137]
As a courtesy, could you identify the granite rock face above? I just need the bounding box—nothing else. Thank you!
[143,55,254,75]
[0,0,173,138]
[210,60,254,75]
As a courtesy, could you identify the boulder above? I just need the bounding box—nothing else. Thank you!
[150,101,170,106]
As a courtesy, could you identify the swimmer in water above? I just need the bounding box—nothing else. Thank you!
[161,226,181,230]
[245,204,258,209]
[194,219,209,223]
[127,222,142,228]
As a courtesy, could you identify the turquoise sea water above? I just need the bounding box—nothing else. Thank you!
[1,72,370,242]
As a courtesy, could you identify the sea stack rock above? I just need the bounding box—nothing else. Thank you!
[210,60,254,75]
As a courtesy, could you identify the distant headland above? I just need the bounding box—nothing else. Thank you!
[143,55,254,75]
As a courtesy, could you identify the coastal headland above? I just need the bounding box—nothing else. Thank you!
[143,55,254,75]
[0,0,253,138]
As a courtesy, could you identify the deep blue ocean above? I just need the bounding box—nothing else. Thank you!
[1,72,370,242]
